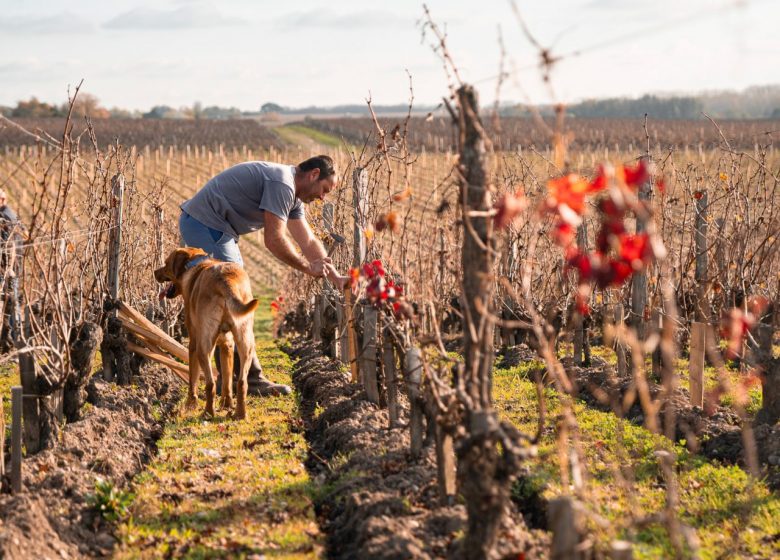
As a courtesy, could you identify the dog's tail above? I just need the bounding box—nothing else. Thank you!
[228,297,259,317]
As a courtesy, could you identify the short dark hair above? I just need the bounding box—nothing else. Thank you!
[298,155,335,180]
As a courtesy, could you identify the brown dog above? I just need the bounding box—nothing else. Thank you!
[154,247,258,419]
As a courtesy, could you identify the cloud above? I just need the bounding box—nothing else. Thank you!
[278,9,412,30]
[0,12,95,34]
[104,2,243,30]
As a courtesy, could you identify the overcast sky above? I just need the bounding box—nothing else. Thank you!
[0,0,777,111]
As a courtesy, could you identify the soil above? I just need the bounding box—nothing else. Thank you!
[285,338,549,560]
[0,365,181,559]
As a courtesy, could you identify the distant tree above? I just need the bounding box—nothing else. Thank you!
[109,107,141,119]
[143,105,181,119]
[772,107,780,119]
[11,97,61,118]
[65,93,110,119]
[201,105,242,119]
[0,106,12,117]
[261,102,285,113]
[192,101,203,120]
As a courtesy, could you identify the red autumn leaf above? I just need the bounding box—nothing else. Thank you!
[566,249,593,281]
[595,259,633,289]
[392,186,412,202]
[618,233,651,266]
[587,166,608,193]
[546,174,590,215]
[386,210,400,232]
[622,159,649,189]
[553,221,576,247]
[655,178,666,193]
[493,191,527,229]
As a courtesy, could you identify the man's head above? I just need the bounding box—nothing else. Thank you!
[295,155,337,203]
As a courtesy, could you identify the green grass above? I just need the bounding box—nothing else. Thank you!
[0,361,18,446]
[116,292,322,559]
[275,125,344,149]
[494,360,780,559]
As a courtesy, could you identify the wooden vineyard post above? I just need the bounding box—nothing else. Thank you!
[689,321,706,407]
[435,423,457,505]
[11,386,22,493]
[630,159,651,343]
[382,327,399,427]
[548,497,584,560]
[0,391,4,479]
[362,306,380,404]
[573,222,588,366]
[346,167,368,383]
[312,295,322,344]
[18,308,40,454]
[404,347,424,459]
[336,298,348,365]
[755,316,779,425]
[102,173,125,382]
[344,287,359,383]
[614,304,627,377]
[694,190,709,323]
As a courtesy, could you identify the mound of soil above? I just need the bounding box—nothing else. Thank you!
[0,365,181,559]
[557,354,780,487]
[285,339,549,560]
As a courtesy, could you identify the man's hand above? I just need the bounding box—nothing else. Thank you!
[307,257,333,278]
[323,263,350,290]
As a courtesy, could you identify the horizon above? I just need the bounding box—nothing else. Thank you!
[1,0,778,112]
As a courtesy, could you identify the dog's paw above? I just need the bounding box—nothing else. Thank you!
[230,408,247,421]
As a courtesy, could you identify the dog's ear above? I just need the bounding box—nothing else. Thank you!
[170,249,192,279]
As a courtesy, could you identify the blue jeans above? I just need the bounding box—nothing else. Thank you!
[179,212,243,266]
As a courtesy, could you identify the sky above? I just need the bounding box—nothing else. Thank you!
[0,0,778,112]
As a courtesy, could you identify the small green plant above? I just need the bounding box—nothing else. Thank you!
[87,478,135,522]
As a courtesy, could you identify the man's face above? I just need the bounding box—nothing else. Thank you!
[299,170,337,203]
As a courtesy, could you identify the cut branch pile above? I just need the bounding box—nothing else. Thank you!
[116,300,188,383]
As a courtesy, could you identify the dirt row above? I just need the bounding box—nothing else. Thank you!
[285,338,549,560]
[499,343,780,489]
[0,365,181,559]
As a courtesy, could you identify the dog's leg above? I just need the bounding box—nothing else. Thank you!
[185,340,200,410]
[218,336,235,411]
[232,325,253,420]
[199,346,217,418]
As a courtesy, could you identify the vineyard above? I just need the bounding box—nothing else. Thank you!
[0,99,778,560]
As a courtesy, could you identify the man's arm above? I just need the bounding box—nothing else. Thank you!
[287,218,350,289]
[286,217,327,263]
[264,213,325,276]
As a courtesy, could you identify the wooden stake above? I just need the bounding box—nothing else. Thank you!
[362,306,379,404]
[382,330,399,427]
[689,321,705,407]
[11,386,22,493]
[435,423,457,505]
[344,287,359,383]
[404,347,424,459]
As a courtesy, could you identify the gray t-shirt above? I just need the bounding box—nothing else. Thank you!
[180,161,305,238]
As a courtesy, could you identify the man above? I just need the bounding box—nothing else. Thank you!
[178,155,347,396]
[0,189,22,351]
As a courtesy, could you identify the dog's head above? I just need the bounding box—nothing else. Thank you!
[154,247,208,298]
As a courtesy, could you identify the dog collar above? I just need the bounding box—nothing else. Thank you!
[184,255,209,270]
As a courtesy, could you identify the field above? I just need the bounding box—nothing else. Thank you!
[0,113,778,559]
